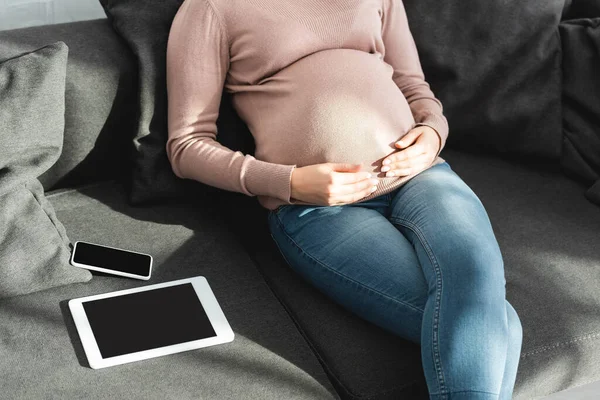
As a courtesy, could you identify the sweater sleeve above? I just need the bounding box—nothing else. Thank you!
[381,0,449,158]
[166,0,297,202]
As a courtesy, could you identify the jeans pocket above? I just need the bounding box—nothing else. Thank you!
[273,205,288,216]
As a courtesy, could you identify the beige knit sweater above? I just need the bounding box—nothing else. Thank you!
[166,0,448,210]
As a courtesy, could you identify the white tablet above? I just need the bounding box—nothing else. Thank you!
[68,276,234,369]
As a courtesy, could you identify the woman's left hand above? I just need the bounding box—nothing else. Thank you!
[380,125,441,177]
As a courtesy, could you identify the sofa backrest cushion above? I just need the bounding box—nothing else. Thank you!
[0,19,138,192]
[403,0,565,161]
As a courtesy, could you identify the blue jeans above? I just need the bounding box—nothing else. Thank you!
[267,161,523,400]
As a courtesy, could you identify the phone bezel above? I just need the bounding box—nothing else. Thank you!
[70,241,153,281]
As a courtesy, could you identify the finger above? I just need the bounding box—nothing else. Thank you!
[331,170,373,185]
[395,129,421,149]
[382,144,426,167]
[385,161,430,177]
[384,153,431,173]
[330,176,379,196]
[332,183,378,205]
[395,143,427,160]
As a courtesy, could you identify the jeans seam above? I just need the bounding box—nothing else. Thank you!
[389,216,448,397]
[430,389,499,396]
[271,212,427,317]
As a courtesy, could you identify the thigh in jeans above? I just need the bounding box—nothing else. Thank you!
[267,202,428,344]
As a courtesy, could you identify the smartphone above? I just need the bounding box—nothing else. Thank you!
[70,241,153,281]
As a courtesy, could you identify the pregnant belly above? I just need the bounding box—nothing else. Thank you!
[234,48,417,177]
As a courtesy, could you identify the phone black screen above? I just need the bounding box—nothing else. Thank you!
[73,242,151,276]
[82,283,217,358]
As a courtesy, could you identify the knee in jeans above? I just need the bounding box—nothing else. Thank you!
[455,259,507,293]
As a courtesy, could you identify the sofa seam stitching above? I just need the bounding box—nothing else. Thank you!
[520,331,600,358]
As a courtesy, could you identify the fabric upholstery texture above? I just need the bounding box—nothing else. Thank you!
[218,147,600,400]
[0,181,337,400]
[98,0,197,204]
[563,0,600,19]
[0,19,138,192]
[0,42,92,299]
[559,18,600,206]
[402,0,564,160]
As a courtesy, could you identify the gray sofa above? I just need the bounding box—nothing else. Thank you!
[1,16,600,400]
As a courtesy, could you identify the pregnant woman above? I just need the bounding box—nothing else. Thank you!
[166,0,523,398]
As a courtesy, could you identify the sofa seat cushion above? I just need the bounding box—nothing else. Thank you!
[0,181,336,400]
[218,148,600,400]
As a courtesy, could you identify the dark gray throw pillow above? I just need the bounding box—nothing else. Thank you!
[559,18,600,207]
[0,42,92,299]
[99,0,256,204]
[563,0,600,19]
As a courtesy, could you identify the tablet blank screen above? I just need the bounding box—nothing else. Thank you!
[82,283,217,359]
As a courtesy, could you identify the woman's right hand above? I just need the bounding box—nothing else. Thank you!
[290,163,380,206]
